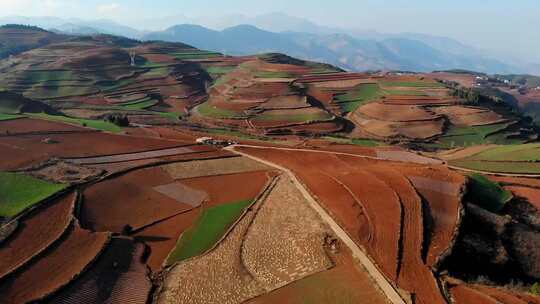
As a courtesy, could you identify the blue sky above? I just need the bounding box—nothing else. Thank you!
[1,0,539,62]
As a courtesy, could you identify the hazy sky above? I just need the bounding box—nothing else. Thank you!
[1,0,539,62]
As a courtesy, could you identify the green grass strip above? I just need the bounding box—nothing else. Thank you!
[29,113,123,133]
[198,102,245,119]
[333,83,382,113]
[166,199,253,264]
[0,113,23,121]
[467,173,513,213]
[323,136,382,147]
[0,172,67,218]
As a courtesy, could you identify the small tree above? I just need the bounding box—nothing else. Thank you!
[531,282,540,295]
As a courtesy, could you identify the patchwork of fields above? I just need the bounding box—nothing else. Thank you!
[0,27,540,304]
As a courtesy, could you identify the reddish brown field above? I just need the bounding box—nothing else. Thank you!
[449,283,500,304]
[235,146,466,304]
[247,248,388,304]
[0,224,109,303]
[179,170,277,207]
[134,170,275,271]
[134,210,199,271]
[357,103,440,122]
[431,72,477,88]
[0,192,76,280]
[504,186,540,210]
[49,237,152,304]
[491,176,540,189]
[82,166,193,233]
[473,285,540,304]
[0,131,186,170]
[0,118,91,135]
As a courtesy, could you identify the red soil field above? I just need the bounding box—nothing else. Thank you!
[179,170,277,207]
[134,209,199,271]
[0,118,91,135]
[235,147,466,304]
[431,72,476,88]
[300,140,378,157]
[491,176,540,189]
[0,131,185,170]
[89,150,235,176]
[0,224,110,304]
[473,284,540,304]
[134,170,275,271]
[405,167,466,267]
[82,166,193,233]
[67,145,214,165]
[49,237,152,304]
[0,192,76,280]
[504,186,540,210]
[357,103,440,122]
[449,283,500,304]
[361,165,447,304]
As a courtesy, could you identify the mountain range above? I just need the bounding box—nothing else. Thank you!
[0,13,536,75]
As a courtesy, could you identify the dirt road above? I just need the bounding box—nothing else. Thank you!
[226,145,406,304]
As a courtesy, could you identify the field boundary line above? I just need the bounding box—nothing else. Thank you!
[448,165,540,178]
[227,145,407,304]
[234,144,442,165]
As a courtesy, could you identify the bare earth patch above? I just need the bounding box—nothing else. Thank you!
[157,175,333,304]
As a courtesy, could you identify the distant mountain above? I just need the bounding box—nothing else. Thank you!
[0,16,142,39]
[144,24,517,74]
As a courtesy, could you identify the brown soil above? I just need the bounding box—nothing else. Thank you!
[0,192,76,280]
[0,131,184,170]
[357,103,440,122]
[82,166,193,233]
[0,224,109,303]
[49,237,152,304]
[179,170,277,207]
[133,209,200,272]
[0,118,90,135]
[504,186,540,210]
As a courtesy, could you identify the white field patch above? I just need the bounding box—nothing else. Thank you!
[408,176,461,196]
[163,156,270,180]
[67,146,195,165]
[153,182,208,207]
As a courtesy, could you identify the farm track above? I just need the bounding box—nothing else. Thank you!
[227,145,407,304]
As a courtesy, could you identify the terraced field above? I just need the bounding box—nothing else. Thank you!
[449,144,540,174]
[234,146,467,304]
[0,172,67,218]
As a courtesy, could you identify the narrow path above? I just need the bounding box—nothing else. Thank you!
[448,165,540,178]
[226,145,407,304]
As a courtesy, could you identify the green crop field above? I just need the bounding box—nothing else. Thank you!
[382,89,427,96]
[466,144,540,162]
[449,159,540,174]
[120,97,159,110]
[0,113,23,121]
[0,172,67,218]
[429,123,520,149]
[323,136,382,147]
[256,111,333,123]
[449,144,540,174]
[172,51,221,60]
[381,81,445,88]
[197,102,245,119]
[166,199,253,264]
[30,113,123,133]
[467,173,513,212]
[26,85,99,99]
[21,70,75,83]
[333,83,382,113]
[204,66,236,75]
